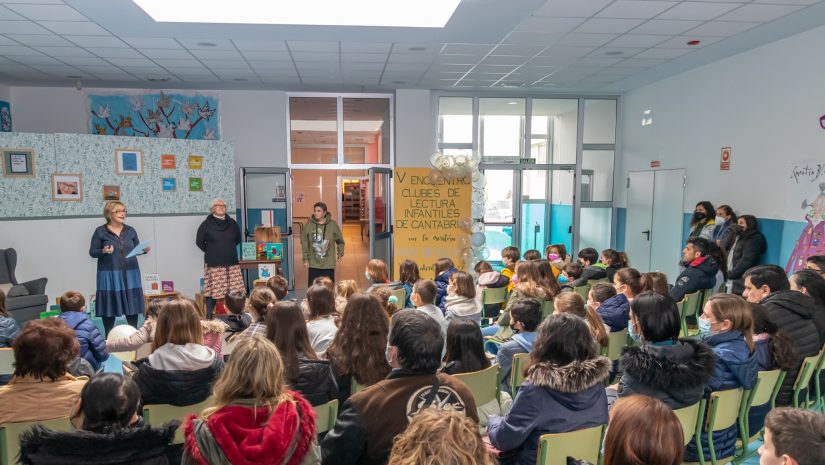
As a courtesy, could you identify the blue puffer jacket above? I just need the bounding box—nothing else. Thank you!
[497,331,536,395]
[58,311,109,371]
[435,267,457,311]
[597,293,629,332]
[488,357,611,465]
[0,315,21,348]
[685,330,758,462]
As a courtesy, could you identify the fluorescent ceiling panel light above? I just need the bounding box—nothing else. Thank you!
[132,0,461,27]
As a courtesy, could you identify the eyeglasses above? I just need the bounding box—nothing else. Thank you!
[114,209,127,214]
[213,204,226,208]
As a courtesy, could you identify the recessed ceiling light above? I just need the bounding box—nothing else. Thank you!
[146,77,169,82]
[687,40,701,46]
[196,41,216,47]
[408,46,427,52]
[65,75,82,79]
[605,51,624,56]
[391,80,406,84]
[133,0,461,27]
[507,101,518,105]
[232,78,248,82]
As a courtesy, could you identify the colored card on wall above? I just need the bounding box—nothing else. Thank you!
[188,155,203,169]
[162,178,176,191]
[189,177,202,191]
[161,154,176,169]
[102,184,120,200]
[241,242,257,261]
[0,100,11,132]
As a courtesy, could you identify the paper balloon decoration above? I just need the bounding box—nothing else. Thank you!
[471,231,486,248]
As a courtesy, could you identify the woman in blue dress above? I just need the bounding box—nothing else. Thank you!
[89,201,148,335]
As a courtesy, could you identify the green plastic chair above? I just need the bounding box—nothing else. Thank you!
[601,329,628,362]
[699,388,746,465]
[0,348,12,378]
[453,364,501,407]
[673,400,705,447]
[481,287,508,326]
[143,398,212,444]
[536,424,605,465]
[678,291,702,338]
[792,354,820,408]
[811,343,825,412]
[510,353,531,394]
[1,416,72,465]
[573,285,591,300]
[541,300,554,319]
[733,370,786,464]
[389,288,406,308]
[350,377,363,396]
[313,399,338,435]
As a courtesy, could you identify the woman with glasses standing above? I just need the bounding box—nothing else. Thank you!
[89,201,148,335]
[196,198,244,319]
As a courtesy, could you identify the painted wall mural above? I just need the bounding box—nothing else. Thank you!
[88,92,220,140]
[0,100,11,132]
[785,161,825,273]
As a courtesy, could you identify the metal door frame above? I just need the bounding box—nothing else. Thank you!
[368,167,394,278]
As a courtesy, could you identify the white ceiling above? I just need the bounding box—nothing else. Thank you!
[0,0,823,93]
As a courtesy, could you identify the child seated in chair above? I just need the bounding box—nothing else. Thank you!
[58,291,108,371]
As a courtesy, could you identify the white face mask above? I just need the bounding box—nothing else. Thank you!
[715,215,725,224]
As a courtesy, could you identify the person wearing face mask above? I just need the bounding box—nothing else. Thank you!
[727,215,767,295]
[710,205,739,252]
[301,202,345,286]
[365,258,402,294]
[684,294,758,463]
[688,201,716,239]
[500,246,520,292]
[617,292,715,409]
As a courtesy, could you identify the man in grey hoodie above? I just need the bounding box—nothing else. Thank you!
[496,299,542,394]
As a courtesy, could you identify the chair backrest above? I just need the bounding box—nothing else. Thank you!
[537,424,605,465]
[573,285,590,300]
[481,287,508,305]
[589,278,608,285]
[750,370,783,408]
[510,353,531,394]
[313,399,338,435]
[682,291,701,318]
[813,343,825,406]
[541,300,554,319]
[672,400,705,446]
[143,398,212,444]
[702,388,745,464]
[1,416,72,465]
[350,377,363,396]
[105,324,139,362]
[389,288,406,308]
[453,364,501,407]
[0,348,13,376]
[603,329,628,361]
[793,354,820,408]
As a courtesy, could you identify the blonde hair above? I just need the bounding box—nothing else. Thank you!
[249,286,276,322]
[514,260,547,300]
[370,286,399,318]
[103,201,125,223]
[202,337,293,419]
[152,299,203,351]
[337,279,359,299]
[706,294,755,352]
[388,408,495,465]
[367,259,389,283]
[554,292,609,348]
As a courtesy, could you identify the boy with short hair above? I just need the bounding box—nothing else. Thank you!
[265,275,289,301]
[560,262,584,291]
[759,407,825,465]
[57,290,108,371]
[223,288,252,333]
[500,246,520,292]
[569,248,607,287]
[410,280,447,336]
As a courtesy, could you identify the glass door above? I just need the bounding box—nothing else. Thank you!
[368,167,393,278]
[239,167,292,288]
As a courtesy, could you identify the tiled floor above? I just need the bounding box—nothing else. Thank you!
[293,221,371,292]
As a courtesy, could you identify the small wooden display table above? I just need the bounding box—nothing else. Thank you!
[238,259,283,292]
[144,291,180,311]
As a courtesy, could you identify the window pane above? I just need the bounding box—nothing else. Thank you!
[583,99,616,145]
[581,150,614,202]
[485,225,514,265]
[532,99,578,164]
[483,170,514,223]
[579,207,613,253]
[439,97,472,145]
[522,169,547,201]
[550,170,574,252]
[479,98,524,159]
[289,97,338,164]
[344,98,390,164]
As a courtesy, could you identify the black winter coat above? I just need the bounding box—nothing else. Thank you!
[291,357,339,406]
[728,229,767,295]
[132,356,223,406]
[760,291,822,405]
[18,422,180,465]
[669,256,719,302]
[618,338,717,409]
[195,214,242,267]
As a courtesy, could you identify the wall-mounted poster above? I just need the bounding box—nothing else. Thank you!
[2,148,35,177]
[52,173,83,201]
[162,178,176,191]
[115,148,144,175]
[188,155,203,170]
[0,100,11,132]
[189,177,203,191]
[102,185,120,200]
[89,91,219,140]
[161,154,176,169]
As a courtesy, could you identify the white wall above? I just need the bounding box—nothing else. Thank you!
[0,84,9,102]
[395,89,434,167]
[617,23,825,220]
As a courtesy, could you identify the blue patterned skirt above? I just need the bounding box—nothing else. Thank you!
[95,268,144,317]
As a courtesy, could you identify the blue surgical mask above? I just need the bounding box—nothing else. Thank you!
[698,317,712,337]
[558,274,569,284]
[628,320,642,343]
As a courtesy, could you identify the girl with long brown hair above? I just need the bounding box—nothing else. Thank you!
[306,283,339,356]
[489,260,548,342]
[603,395,684,465]
[554,292,609,348]
[325,293,390,403]
[600,267,643,333]
[265,300,337,406]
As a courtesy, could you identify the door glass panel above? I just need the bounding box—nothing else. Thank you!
[439,97,473,145]
[289,97,338,164]
[369,170,392,278]
[343,98,390,164]
[483,170,514,223]
[532,99,578,164]
[479,98,524,159]
[583,99,617,145]
[581,150,614,202]
[550,170,575,252]
[579,207,612,253]
[243,170,291,287]
[521,169,549,254]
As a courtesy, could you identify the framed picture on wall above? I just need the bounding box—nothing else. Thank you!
[52,173,83,201]
[2,148,35,177]
[102,184,120,200]
[162,178,176,191]
[115,148,144,175]
[161,154,176,169]
[189,177,203,191]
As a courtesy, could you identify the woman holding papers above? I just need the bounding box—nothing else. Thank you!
[196,198,244,319]
[89,200,148,335]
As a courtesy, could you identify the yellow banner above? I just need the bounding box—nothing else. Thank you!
[393,168,472,279]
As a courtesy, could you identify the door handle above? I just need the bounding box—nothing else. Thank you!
[642,230,650,241]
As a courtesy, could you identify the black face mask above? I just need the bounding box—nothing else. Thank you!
[692,211,707,223]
